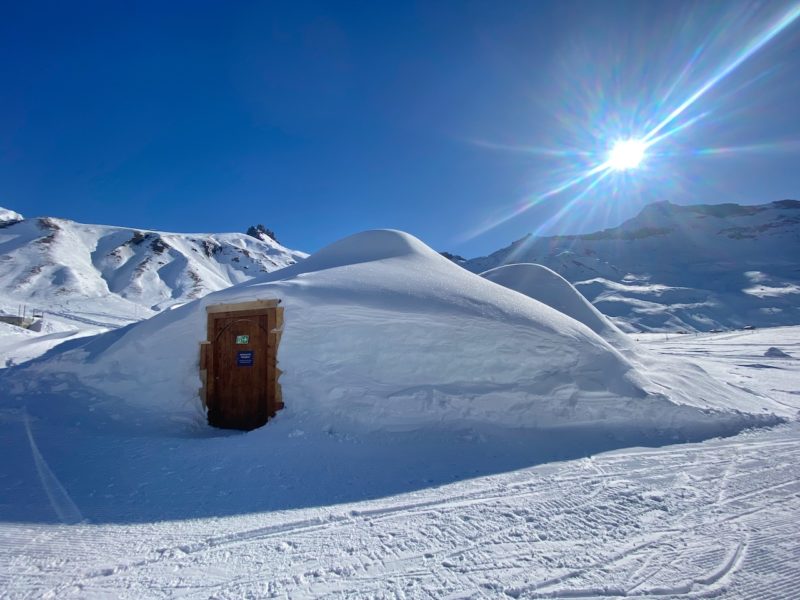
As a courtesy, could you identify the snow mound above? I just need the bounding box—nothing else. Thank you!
[278,228,434,274]
[481,263,625,343]
[765,346,792,358]
[0,206,23,224]
[9,230,781,437]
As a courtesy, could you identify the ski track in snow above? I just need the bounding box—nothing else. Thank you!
[2,328,800,598]
[22,411,84,526]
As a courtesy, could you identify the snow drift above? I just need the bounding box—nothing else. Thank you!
[481,263,626,344]
[7,230,783,437]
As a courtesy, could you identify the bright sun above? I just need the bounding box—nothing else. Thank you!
[608,139,646,171]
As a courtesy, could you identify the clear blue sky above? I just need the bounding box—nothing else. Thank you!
[2,0,799,256]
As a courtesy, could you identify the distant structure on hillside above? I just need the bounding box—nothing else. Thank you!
[0,307,44,331]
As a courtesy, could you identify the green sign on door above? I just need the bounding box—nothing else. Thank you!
[235,335,249,345]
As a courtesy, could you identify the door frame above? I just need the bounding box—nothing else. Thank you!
[199,299,284,429]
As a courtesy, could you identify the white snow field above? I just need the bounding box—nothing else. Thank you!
[0,327,798,598]
[0,230,798,598]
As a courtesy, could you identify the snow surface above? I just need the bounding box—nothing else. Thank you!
[481,263,627,345]
[464,200,800,332]
[5,229,782,438]
[0,320,90,368]
[1,327,799,598]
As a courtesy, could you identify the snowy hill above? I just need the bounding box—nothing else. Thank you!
[480,263,627,345]
[0,208,306,358]
[463,200,800,332]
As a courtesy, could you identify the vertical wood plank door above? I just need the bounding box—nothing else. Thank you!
[208,310,274,430]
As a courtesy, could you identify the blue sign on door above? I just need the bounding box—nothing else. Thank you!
[237,351,254,367]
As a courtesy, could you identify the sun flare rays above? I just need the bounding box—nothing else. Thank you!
[462,2,800,244]
[607,139,646,171]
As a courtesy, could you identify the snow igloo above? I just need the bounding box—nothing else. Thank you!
[15,230,778,436]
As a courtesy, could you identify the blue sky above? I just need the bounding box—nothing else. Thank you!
[2,0,799,256]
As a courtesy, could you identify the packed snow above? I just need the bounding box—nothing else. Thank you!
[1,326,798,598]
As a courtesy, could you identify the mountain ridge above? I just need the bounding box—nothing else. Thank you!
[3,198,799,338]
[0,208,306,333]
[463,199,800,332]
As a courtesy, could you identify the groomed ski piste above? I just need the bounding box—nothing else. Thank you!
[1,230,799,598]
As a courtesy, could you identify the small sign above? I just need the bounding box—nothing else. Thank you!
[237,351,254,366]
[235,335,249,345]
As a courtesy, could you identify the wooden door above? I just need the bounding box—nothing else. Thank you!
[204,306,278,430]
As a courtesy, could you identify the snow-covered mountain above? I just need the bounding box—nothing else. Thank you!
[464,200,800,332]
[0,208,306,329]
[0,207,24,224]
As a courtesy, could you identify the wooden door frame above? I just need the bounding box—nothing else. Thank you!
[199,299,284,428]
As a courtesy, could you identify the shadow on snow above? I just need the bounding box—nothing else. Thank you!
[0,372,783,525]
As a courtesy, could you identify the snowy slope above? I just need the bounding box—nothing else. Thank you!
[0,207,306,365]
[10,424,800,598]
[464,200,800,332]
[481,263,627,345]
[1,327,799,597]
